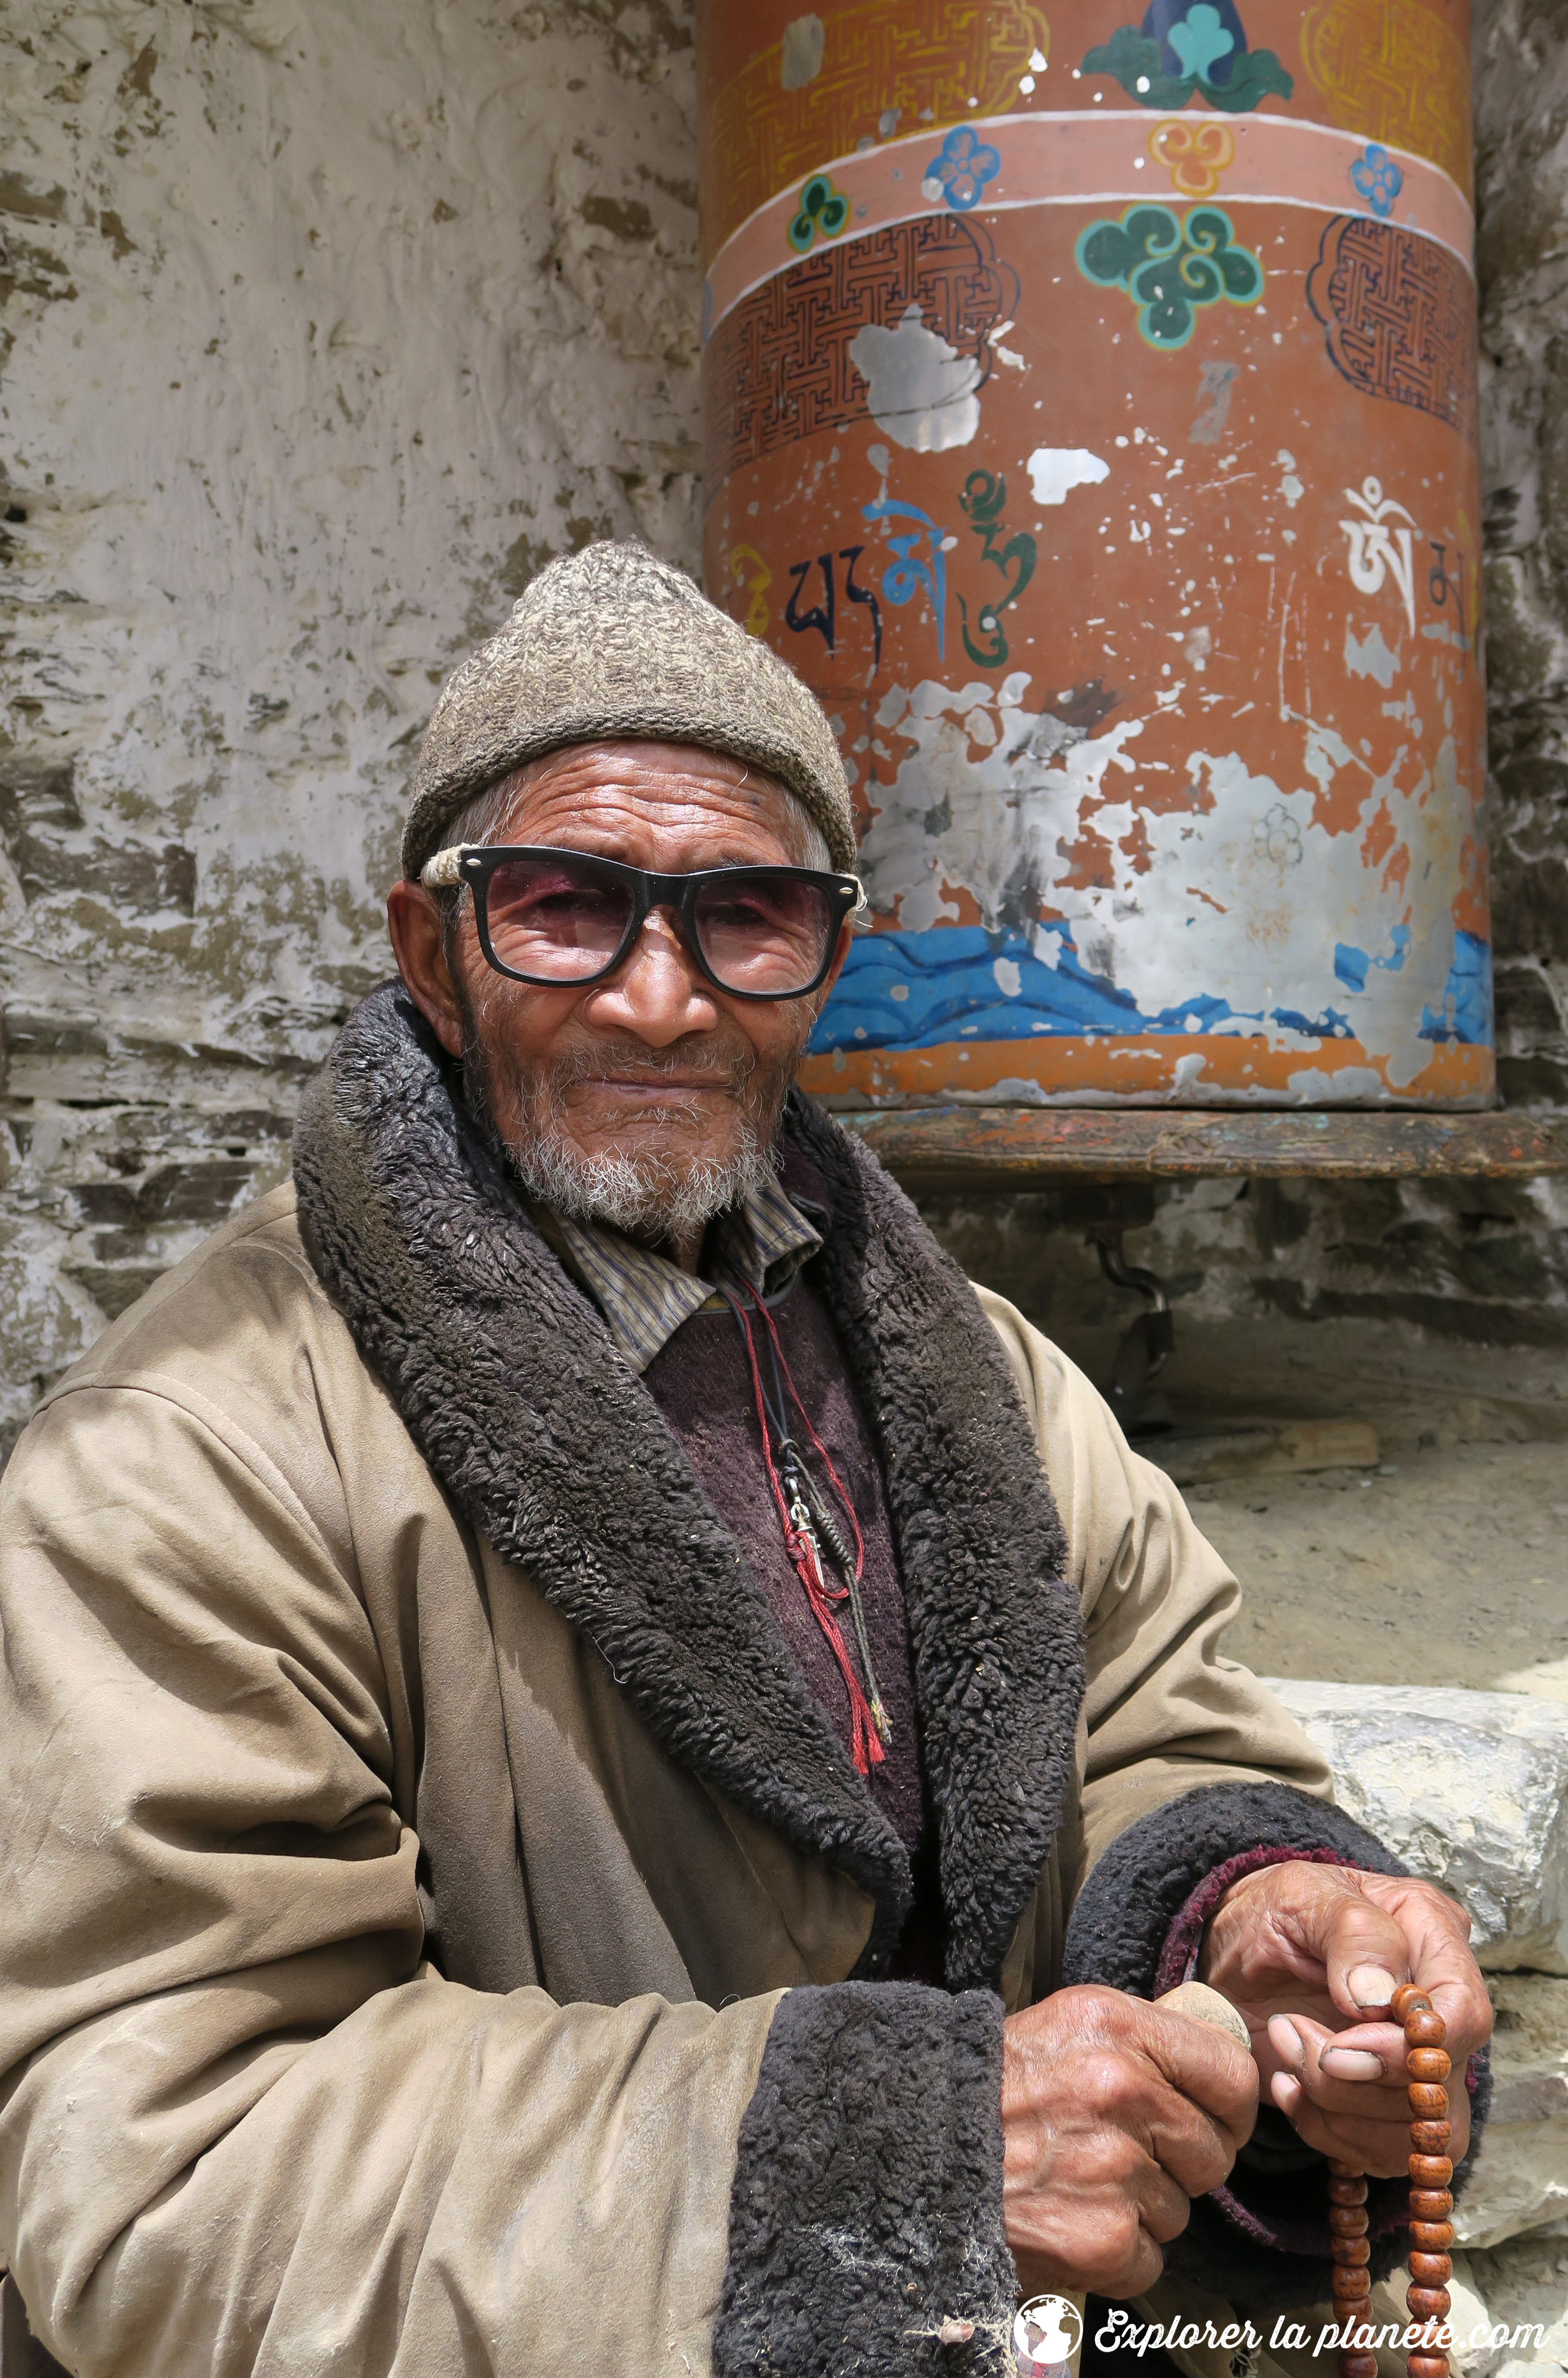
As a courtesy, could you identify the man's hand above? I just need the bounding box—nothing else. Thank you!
[1197,1863,1493,2176]
[1001,1985,1258,2297]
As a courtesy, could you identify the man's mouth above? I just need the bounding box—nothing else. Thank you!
[572,1072,735,1099]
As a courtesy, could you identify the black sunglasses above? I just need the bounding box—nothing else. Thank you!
[423,843,864,1001]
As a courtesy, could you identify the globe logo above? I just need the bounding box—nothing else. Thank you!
[1014,2292,1084,2378]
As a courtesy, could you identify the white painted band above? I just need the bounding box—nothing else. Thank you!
[702,108,1474,341]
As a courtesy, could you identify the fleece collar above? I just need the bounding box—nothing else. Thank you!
[292,984,1085,1991]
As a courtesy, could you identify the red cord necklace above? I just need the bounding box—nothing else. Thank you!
[724,1281,889,1777]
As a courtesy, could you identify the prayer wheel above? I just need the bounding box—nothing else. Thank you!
[697,0,1491,1109]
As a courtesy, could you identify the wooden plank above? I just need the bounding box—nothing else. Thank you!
[1151,1420,1380,1486]
[836,1106,1568,1189]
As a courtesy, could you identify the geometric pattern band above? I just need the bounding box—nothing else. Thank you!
[1299,0,1472,201]
[1306,214,1478,449]
[700,0,1050,268]
[701,213,1018,497]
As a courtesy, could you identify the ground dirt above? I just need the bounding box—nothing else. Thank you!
[1174,1442,1568,1693]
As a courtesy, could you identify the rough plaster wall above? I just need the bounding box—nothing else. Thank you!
[0,0,701,1454]
[1,0,1566,1456]
[1476,0,1568,1111]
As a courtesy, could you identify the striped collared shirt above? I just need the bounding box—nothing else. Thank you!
[540,1174,823,1373]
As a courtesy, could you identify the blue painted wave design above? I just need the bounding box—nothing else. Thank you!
[1419,930,1493,1045]
[809,926,1493,1055]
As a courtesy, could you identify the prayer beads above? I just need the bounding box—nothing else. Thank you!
[1332,1985,1454,2378]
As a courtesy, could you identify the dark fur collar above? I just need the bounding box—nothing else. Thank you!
[292,984,1085,1991]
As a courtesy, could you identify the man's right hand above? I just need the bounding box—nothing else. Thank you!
[1001,1985,1259,2298]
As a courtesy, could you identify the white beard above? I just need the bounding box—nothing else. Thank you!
[463,1028,795,1244]
[502,1104,776,1242]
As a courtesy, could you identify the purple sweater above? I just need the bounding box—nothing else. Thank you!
[644,1271,945,1976]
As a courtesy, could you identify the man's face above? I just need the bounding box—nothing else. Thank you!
[387,740,851,1252]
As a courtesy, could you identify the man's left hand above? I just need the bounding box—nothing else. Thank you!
[1197,1862,1493,2177]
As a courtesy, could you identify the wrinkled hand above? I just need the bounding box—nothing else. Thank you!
[1001,1984,1258,2298]
[1198,1863,1493,2176]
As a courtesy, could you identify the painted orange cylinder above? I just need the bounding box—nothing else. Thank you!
[697,0,1491,1109]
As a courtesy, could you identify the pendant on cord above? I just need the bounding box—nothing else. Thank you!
[724,1284,891,1776]
[780,1437,891,1755]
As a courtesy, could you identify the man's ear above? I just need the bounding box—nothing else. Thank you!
[386,881,466,1059]
[809,913,856,1017]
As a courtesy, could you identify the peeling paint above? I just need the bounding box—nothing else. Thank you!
[1025,446,1110,505]
[1346,622,1401,685]
[847,306,982,452]
[779,13,826,92]
[828,675,1481,1086]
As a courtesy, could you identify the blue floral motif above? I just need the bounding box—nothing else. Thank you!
[1350,143,1403,219]
[921,126,1002,213]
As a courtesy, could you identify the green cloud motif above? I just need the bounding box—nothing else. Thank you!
[1075,204,1264,348]
[1080,19,1293,112]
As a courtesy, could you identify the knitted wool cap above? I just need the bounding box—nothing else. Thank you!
[401,541,857,881]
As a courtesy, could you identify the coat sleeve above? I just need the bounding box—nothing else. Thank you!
[0,1380,779,2378]
[976,1286,1490,2304]
[975,1282,1337,1864]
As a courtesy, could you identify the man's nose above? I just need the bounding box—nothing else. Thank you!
[580,906,719,1046]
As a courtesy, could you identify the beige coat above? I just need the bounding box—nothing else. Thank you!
[0,1027,1339,2378]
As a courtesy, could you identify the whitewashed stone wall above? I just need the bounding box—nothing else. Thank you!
[0,0,701,1452]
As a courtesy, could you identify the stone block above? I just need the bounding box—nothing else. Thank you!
[1456,1978,1568,2251]
[1352,2232,1568,2378]
[1265,1682,1568,1973]
[1452,2222,1568,2375]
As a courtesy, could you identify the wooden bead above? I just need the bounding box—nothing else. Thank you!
[1411,2119,1452,2155]
[1329,2158,1367,2179]
[1329,2175,1368,2204]
[1409,2081,1450,2117]
[1331,2207,1371,2236]
[1391,1984,1431,2020]
[1408,2048,1452,2083]
[1341,2355,1379,2378]
[1332,2237,1372,2266]
[1409,2188,1454,2219]
[1405,2010,1447,2049]
[1410,2220,1455,2251]
[1408,2353,1451,2378]
[1407,2288,1451,2323]
[1409,2251,1453,2283]
[1411,2154,1454,2186]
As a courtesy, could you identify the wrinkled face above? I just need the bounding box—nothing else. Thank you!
[387,740,851,1254]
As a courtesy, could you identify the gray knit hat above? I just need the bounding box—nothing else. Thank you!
[401,542,856,881]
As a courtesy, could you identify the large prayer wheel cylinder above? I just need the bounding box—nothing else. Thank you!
[697,0,1491,1108]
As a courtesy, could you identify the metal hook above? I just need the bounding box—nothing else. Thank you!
[1094,1228,1176,1434]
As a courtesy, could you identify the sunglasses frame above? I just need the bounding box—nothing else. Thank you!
[426,843,866,1002]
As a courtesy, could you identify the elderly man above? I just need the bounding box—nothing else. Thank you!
[0,544,1489,2378]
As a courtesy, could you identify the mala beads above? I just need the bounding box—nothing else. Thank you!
[1331,1983,1454,2378]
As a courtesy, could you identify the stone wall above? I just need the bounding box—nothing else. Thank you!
[0,0,704,1458]
[2,0,1566,1455]
[1477,0,1568,1117]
